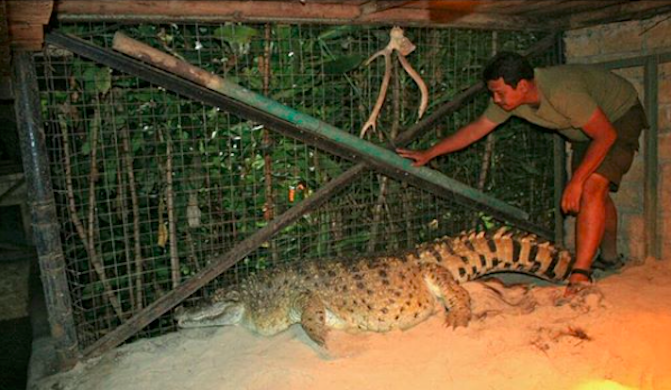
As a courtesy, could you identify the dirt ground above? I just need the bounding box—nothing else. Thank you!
[34,256,671,390]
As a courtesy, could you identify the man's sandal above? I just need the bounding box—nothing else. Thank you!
[565,268,593,296]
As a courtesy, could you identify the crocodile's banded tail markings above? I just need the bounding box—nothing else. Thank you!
[414,228,575,284]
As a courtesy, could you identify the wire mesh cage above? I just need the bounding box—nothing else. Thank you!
[36,22,560,349]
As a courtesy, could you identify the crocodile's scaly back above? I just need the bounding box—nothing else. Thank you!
[413,228,575,283]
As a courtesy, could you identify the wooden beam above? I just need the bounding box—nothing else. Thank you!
[6,0,53,50]
[55,1,359,22]
[54,0,551,30]
[360,7,548,30]
[6,0,53,24]
[8,23,44,51]
[565,0,671,29]
[473,0,543,13]
[518,0,626,18]
[359,1,412,17]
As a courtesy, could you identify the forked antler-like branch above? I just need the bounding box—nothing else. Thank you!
[360,26,429,138]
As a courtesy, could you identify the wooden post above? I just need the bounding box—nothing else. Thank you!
[12,50,79,369]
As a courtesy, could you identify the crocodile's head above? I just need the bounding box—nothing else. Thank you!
[175,287,298,336]
[175,300,246,328]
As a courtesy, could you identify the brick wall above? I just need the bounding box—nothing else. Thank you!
[563,15,671,260]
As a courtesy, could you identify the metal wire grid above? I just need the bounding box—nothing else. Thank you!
[36,22,558,346]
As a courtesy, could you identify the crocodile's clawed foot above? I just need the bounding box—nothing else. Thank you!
[310,332,327,348]
[445,309,471,329]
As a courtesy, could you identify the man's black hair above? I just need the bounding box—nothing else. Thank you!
[482,51,534,88]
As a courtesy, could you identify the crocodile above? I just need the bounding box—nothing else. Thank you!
[175,228,574,347]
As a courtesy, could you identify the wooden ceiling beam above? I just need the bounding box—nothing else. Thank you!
[360,7,548,30]
[564,0,671,29]
[359,1,412,17]
[472,0,545,14]
[55,1,359,22]
[516,0,627,18]
[55,0,550,30]
[50,0,671,32]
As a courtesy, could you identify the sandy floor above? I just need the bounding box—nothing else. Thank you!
[35,256,671,390]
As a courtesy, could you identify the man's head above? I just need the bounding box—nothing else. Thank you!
[483,51,535,111]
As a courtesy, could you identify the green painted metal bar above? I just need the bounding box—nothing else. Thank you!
[112,32,529,222]
[215,81,529,220]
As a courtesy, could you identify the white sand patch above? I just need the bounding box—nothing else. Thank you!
[36,257,671,390]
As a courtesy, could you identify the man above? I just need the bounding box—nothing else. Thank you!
[397,52,647,296]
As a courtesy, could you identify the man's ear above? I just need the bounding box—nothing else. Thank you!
[517,79,531,92]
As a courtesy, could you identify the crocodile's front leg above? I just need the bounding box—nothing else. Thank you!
[421,263,472,328]
[296,292,330,347]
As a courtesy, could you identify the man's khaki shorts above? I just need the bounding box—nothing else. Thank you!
[571,102,648,192]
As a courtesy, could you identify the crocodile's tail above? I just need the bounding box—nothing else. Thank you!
[415,227,575,283]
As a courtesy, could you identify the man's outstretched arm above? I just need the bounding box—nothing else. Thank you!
[396,115,499,167]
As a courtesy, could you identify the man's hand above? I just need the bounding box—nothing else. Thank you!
[562,107,617,214]
[561,177,584,214]
[396,148,433,167]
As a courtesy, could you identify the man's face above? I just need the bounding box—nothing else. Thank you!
[487,77,526,111]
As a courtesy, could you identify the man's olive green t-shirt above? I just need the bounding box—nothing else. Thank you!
[483,65,639,142]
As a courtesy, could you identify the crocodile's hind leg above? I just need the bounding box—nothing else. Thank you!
[296,292,330,347]
[421,263,472,328]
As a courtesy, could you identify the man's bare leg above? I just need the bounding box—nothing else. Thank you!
[600,194,619,261]
[567,173,611,287]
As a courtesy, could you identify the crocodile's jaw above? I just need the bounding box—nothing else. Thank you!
[176,301,245,328]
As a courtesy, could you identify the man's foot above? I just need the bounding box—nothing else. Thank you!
[555,268,604,309]
[563,279,592,298]
[557,268,592,302]
[565,268,592,293]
